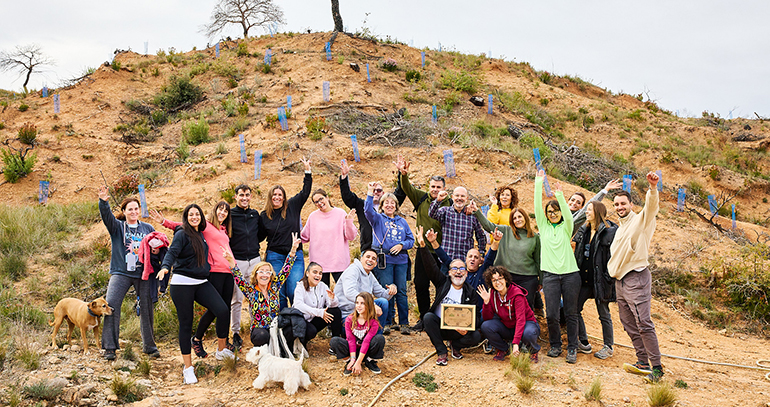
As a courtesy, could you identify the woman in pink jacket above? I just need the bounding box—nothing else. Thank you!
[151,201,235,359]
[301,189,358,286]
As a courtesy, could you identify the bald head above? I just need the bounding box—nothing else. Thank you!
[452,187,468,211]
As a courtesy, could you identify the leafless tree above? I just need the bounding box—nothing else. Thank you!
[201,0,285,39]
[331,0,343,32]
[0,44,54,92]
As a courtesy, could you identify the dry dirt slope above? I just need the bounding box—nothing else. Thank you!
[0,32,769,406]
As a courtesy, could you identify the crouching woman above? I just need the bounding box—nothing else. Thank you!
[329,292,385,375]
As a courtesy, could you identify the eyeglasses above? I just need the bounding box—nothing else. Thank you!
[373,188,383,193]
[313,197,326,205]
[491,277,506,284]
[256,269,273,275]
[546,209,561,215]
[449,267,467,272]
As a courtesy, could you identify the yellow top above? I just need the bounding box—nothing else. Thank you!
[486,204,511,227]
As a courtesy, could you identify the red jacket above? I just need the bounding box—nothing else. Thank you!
[482,283,536,345]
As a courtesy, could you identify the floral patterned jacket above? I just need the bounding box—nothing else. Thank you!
[232,255,295,330]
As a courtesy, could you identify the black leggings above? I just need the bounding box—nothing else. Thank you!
[305,307,343,342]
[321,272,343,287]
[194,273,234,340]
[170,282,229,355]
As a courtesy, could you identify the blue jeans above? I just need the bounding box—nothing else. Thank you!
[373,262,409,326]
[265,250,305,309]
[374,298,389,334]
[481,317,541,353]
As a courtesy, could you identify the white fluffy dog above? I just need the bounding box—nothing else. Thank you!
[245,345,311,395]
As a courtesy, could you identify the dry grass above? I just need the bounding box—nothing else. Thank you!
[513,372,535,394]
[584,375,602,401]
[647,381,677,407]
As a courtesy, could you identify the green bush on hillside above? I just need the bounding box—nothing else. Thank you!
[153,75,203,111]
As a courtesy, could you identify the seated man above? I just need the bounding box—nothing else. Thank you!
[334,249,396,330]
[414,226,482,366]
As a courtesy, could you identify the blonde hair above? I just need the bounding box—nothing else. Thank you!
[377,193,402,216]
[249,261,275,287]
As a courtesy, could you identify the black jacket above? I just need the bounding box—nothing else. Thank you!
[573,220,617,303]
[417,247,480,329]
[161,228,211,280]
[260,173,312,256]
[339,176,374,251]
[230,205,262,261]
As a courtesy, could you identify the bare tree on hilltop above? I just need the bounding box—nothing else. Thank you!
[201,0,285,39]
[331,0,343,32]
[0,44,54,92]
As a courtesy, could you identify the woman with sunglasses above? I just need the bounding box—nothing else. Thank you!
[300,189,358,286]
[534,169,581,364]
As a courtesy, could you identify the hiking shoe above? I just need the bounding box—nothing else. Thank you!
[343,366,352,376]
[232,333,243,349]
[529,351,539,364]
[450,343,463,360]
[546,347,562,358]
[411,319,424,332]
[146,350,161,359]
[566,349,577,364]
[328,347,336,356]
[382,326,391,336]
[364,358,381,374]
[436,354,448,366]
[183,366,198,384]
[645,367,664,383]
[624,362,652,375]
[191,337,208,358]
[225,340,236,353]
[578,341,592,354]
[594,345,614,360]
[391,324,401,332]
[104,350,116,361]
[493,350,508,362]
[400,325,413,335]
[215,348,235,361]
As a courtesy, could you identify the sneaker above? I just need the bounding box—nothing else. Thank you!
[215,348,235,361]
[493,349,508,361]
[566,349,577,364]
[343,366,352,376]
[232,333,243,349]
[191,337,208,358]
[400,325,413,335]
[146,350,161,359]
[529,351,539,364]
[364,358,381,374]
[135,299,140,317]
[483,339,494,354]
[411,319,424,332]
[104,350,116,361]
[183,366,198,384]
[645,367,664,383]
[436,354,448,366]
[546,347,562,358]
[225,340,236,353]
[594,345,614,360]
[382,326,391,336]
[391,324,401,332]
[450,342,463,360]
[624,362,652,376]
[328,347,336,356]
[578,341,592,354]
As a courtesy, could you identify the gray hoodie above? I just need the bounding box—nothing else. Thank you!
[334,258,393,318]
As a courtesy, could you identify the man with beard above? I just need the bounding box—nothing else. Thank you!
[429,186,487,262]
[414,227,482,366]
[334,249,397,330]
[394,154,451,332]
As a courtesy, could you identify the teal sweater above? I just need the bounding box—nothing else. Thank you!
[474,210,541,280]
[534,177,579,275]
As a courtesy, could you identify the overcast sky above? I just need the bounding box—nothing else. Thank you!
[1,0,768,118]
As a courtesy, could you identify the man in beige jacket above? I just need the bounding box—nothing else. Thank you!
[608,171,664,383]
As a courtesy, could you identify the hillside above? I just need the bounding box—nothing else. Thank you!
[1,32,769,406]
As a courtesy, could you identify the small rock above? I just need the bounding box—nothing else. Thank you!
[50,377,69,388]
[137,379,153,388]
[85,367,94,374]
[107,394,118,402]
[352,404,363,407]
[48,356,62,364]
[71,345,81,352]
[63,344,71,350]
[623,397,631,403]
[79,398,93,406]
[469,96,485,106]
[718,329,727,335]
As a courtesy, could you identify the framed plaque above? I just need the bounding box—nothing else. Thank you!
[440,304,476,331]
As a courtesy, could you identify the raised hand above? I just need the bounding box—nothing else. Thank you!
[425,228,438,244]
[436,190,449,202]
[488,193,497,207]
[149,209,164,224]
[647,171,659,188]
[326,289,335,300]
[98,185,109,201]
[301,156,312,173]
[553,180,562,192]
[415,225,425,248]
[346,208,357,220]
[367,181,378,196]
[468,200,479,213]
[393,154,409,175]
[340,159,352,179]
[477,285,491,304]
[537,169,545,178]
[221,246,236,269]
[492,227,503,242]
[290,232,301,255]
[605,178,622,191]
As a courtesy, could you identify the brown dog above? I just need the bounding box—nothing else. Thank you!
[50,297,113,353]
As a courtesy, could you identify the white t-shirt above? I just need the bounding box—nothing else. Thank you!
[437,286,463,318]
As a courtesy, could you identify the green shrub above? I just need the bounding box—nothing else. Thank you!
[720,244,770,324]
[16,346,41,370]
[135,359,151,376]
[150,110,168,125]
[221,97,238,117]
[183,114,211,145]
[518,134,552,160]
[305,116,326,140]
[540,98,549,106]
[584,376,602,401]
[17,122,37,144]
[412,372,437,392]
[538,71,553,84]
[439,70,478,94]
[176,138,190,161]
[261,63,272,74]
[18,104,29,112]
[1,148,36,183]
[381,58,398,72]
[23,379,64,400]
[110,375,147,403]
[405,69,421,83]
[265,113,279,129]
[236,42,249,57]
[215,142,228,155]
[153,75,203,110]
[628,109,645,122]
[220,186,236,204]
[442,92,462,113]
[0,253,26,281]
[238,102,249,116]
[111,59,122,71]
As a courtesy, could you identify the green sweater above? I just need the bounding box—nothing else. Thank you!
[474,210,541,280]
[534,177,579,275]
[399,172,450,249]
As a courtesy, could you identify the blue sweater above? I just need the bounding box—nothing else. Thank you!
[99,199,154,278]
[364,195,414,264]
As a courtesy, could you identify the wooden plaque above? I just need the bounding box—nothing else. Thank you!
[440,304,476,331]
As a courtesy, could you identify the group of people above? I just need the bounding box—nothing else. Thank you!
[96,153,666,385]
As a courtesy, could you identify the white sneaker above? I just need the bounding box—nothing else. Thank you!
[183,366,198,384]
[215,348,235,361]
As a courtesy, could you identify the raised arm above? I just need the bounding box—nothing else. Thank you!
[641,171,660,229]
[339,159,362,210]
[554,181,574,236]
[533,171,547,228]
[98,186,122,236]
[418,246,446,287]
[288,160,313,208]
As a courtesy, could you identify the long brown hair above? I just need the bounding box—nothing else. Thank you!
[116,197,140,221]
[352,292,376,329]
[311,189,333,208]
[182,204,208,267]
[494,185,519,210]
[264,185,288,220]
[509,208,535,240]
[208,201,232,237]
[588,201,610,229]
[300,262,323,290]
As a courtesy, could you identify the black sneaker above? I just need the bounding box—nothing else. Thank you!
[232,333,243,349]
[343,366,352,376]
[546,347,562,358]
[328,347,336,356]
[382,326,391,336]
[400,325,413,335]
[411,319,424,332]
[146,350,161,359]
[104,350,116,361]
[566,349,577,364]
[225,340,236,353]
[391,324,401,332]
[364,359,381,374]
[191,337,208,358]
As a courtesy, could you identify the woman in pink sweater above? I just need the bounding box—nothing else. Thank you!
[301,189,358,286]
[151,201,235,359]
